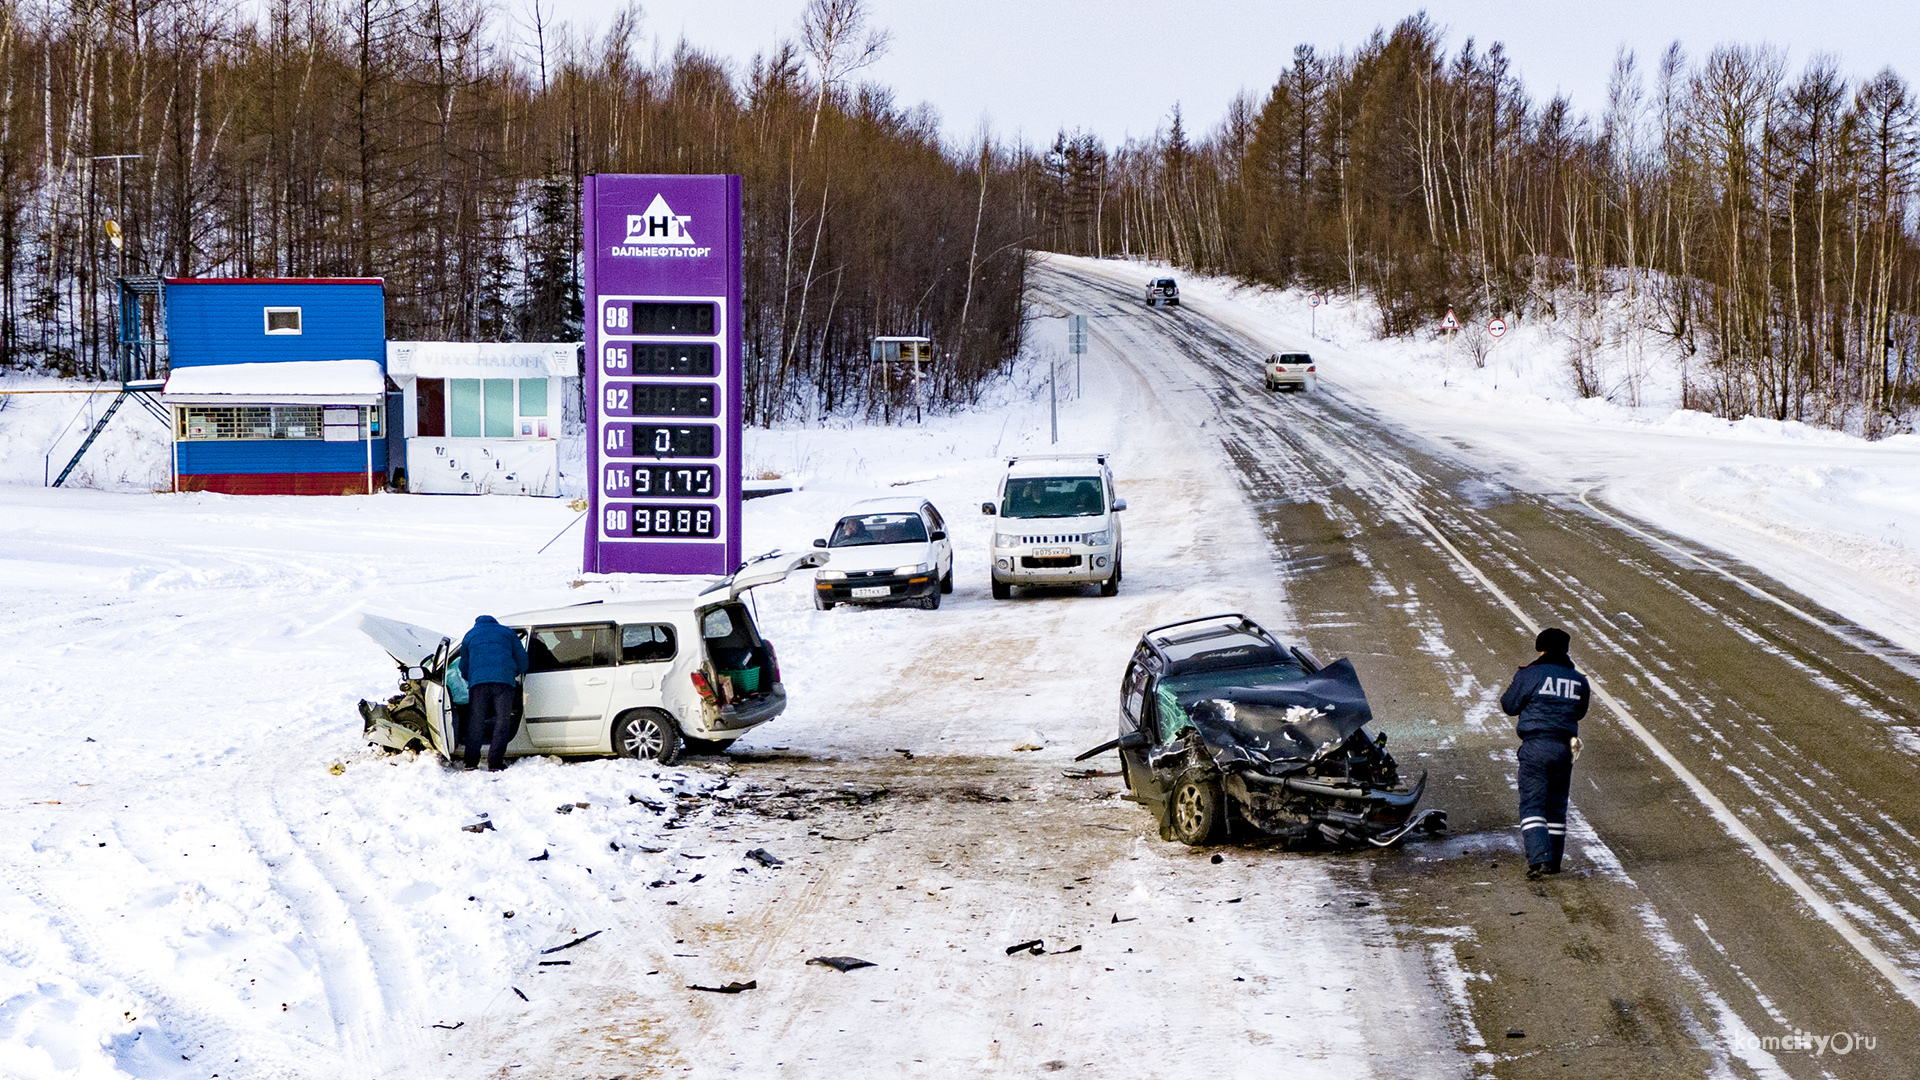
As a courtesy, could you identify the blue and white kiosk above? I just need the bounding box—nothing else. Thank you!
[159,277,390,495]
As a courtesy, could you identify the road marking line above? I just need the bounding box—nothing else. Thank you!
[1390,487,1920,1013]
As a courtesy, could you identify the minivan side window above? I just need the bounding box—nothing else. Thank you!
[621,624,676,664]
[529,625,616,672]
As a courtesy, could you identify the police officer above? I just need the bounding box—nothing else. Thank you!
[1500,627,1590,879]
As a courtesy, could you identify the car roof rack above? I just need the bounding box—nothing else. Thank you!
[1006,452,1107,467]
[1140,613,1280,656]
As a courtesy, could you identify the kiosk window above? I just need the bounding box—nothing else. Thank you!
[620,624,676,664]
[519,378,548,418]
[264,307,302,334]
[484,379,514,437]
[450,379,482,437]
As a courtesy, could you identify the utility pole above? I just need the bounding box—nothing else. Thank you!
[92,154,141,382]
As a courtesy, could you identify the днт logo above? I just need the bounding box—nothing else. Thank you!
[613,194,711,258]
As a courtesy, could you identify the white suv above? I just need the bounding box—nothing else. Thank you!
[982,453,1126,599]
[358,550,826,765]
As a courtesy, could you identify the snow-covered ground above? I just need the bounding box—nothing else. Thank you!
[1054,255,1920,656]
[0,336,1467,1077]
[9,252,1917,1077]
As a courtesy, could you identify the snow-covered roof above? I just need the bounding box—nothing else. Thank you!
[386,342,579,380]
[161,359,386,404]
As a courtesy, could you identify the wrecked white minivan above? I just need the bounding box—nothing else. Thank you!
[358,550,825,765]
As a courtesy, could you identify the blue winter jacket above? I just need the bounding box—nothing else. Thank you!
[1500,656,1590,740]
[459,616,529,688]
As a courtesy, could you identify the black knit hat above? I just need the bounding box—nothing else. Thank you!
[1535,627,1571,654]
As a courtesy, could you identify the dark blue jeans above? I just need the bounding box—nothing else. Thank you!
[1518,737,1573,869]
[465,683,518,770]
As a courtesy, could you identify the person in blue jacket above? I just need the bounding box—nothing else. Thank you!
[459,615,529,771]
[1500,627,1590,879]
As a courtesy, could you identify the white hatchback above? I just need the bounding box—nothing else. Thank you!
[811,497,955,610]
[358,550,825,765]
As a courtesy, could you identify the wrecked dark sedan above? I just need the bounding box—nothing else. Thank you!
[1079,614,1445,848]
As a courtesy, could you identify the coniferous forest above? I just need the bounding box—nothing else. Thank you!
[1027,14,1920,432]
[8,3,1919,431]
[1,0,1025,423]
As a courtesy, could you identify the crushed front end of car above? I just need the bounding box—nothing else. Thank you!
[356,613,455,758]
[1182,660,1443,846]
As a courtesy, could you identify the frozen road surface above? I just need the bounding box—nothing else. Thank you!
[4,255,1919,1078]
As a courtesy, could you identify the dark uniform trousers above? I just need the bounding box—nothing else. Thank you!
[1517,736,1573,870]
[465,683,519,771]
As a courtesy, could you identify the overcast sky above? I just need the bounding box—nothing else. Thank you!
[538,1,1920,147]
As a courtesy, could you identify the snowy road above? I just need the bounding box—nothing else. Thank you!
[1036,257,1920,1078]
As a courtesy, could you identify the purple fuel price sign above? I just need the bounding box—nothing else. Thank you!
[584,174,744,576]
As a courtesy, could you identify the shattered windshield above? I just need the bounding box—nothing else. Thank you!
[1168,659,1375,770]
[1155,662,1311,736]
[830,513,928,547]
[1001,477,1105,519]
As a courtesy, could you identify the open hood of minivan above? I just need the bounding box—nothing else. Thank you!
[699,549,830,603]
[359,613,452,669]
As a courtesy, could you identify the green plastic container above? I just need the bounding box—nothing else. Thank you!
[722,667,761,693]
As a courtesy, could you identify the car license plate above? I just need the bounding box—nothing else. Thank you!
[1035,546,1071,557]
[851,585,891,599]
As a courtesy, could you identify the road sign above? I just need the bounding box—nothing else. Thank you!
[1441,308,1461,331]
[1308,293,1323,308]
[1487,317,1508,339]
[1067,314,1087,355]
[584,174,743,576]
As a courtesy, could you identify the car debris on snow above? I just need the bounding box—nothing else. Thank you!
[1006,939,1046,956]
[688,981,757,994]
[528,850,549,861]
[806,956,877,972]
[540,930,603,955]
[431,1022,463,1031]
[461,820,494,833]
[746,848,785,867]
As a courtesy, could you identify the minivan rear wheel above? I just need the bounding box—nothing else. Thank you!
[615,709,682,765]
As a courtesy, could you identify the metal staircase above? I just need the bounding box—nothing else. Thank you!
[51,381,168,488]
[49,276,172,488]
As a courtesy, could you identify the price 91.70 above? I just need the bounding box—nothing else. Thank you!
[603,503,718,539]
[603,463,716,499]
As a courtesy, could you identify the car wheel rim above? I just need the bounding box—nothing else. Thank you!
[625,719,662,758]
[1175,786,1203,834]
